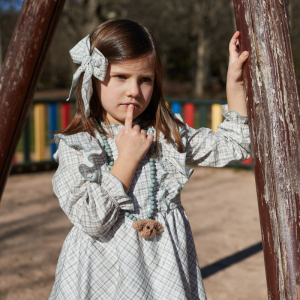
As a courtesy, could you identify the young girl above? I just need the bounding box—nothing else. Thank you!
[49,19,250,300]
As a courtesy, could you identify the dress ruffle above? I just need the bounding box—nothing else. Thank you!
[54,133,134,211]
[54,133,107,182]
[154,113,194,206]
[157,141,194,207]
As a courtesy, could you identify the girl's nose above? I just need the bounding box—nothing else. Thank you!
[126,80,140,98]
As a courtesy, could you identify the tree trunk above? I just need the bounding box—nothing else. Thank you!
[233,0,300,298]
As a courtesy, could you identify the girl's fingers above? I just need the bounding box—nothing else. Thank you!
[229,31,249,69]
[124,104,134,131]
[147,133,154,143]
[133,124,141,132]
[229,31,241,59]
[229,32,240,51]
[229,51,249,77]
[234,51,249,69]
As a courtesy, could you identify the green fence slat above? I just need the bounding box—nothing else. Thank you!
[200,105,207,128]
[23,118,30,162]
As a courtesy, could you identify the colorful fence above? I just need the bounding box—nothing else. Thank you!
[10,97,252,174]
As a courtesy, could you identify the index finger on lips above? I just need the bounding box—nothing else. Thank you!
[124,104,134,131]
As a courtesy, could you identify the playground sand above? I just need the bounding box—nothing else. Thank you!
[0,167,267,300]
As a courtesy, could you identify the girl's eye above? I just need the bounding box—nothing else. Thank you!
[115,75,126,79]
[141,78,151,82]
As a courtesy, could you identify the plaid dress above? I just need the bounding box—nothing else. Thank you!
[49,105,251,300]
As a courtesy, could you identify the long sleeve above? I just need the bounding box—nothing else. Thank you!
[52,138,133,238]
[181,105,251,167]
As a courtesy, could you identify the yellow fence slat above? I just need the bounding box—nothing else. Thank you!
[211,104,223,132]
[34,104,45,161]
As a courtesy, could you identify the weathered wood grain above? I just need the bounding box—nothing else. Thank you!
[233,0,300,299]
[0,0,66,200]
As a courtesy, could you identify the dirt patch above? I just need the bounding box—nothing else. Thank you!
[0,167,266,300]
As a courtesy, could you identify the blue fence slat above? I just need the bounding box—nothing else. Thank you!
[49,104,58,160]
[171,103,181,114]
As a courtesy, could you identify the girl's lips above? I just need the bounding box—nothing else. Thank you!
[120,104,138,109]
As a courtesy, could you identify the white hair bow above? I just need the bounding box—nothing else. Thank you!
[66,35,108,117]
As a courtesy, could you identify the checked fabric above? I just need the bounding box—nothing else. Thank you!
[49,105,251,300]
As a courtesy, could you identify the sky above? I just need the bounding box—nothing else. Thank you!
[0,0,23,11]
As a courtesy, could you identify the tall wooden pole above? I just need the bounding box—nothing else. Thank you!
[0,0,66,200]
[233,1,300,299]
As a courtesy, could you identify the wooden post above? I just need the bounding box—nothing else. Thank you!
[0,0,66,200]
[233,1,300,298]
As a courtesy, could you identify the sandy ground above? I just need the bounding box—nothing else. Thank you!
[0,166,267,300]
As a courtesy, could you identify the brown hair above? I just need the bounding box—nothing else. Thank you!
[56,19,185,156]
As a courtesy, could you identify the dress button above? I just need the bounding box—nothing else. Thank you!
[138,163,142,168]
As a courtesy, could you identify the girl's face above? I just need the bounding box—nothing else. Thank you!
[95,55,155,125]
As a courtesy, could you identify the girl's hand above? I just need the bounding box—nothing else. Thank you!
[226,31,249,116]
[115,104,154,166]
